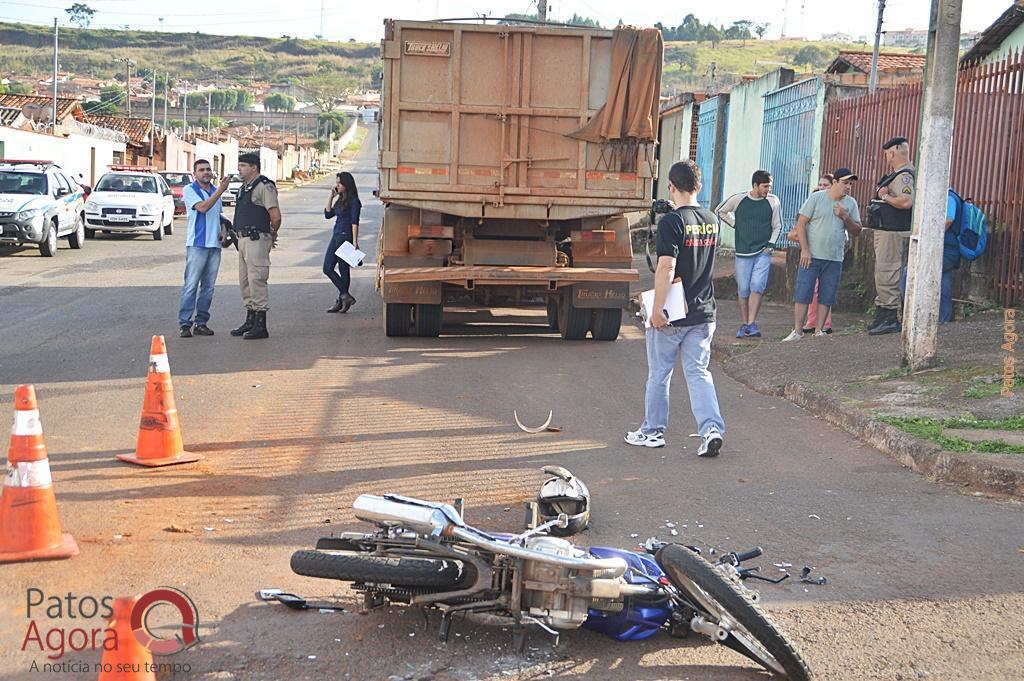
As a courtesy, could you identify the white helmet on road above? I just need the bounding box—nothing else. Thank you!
[537,465,590,537]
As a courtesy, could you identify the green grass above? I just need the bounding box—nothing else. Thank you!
[879,366,913,381]
[877,415,1024,454]
[964,375,1023,399]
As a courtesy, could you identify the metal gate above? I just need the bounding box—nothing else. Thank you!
[695,96,727,209]
[760,78,822,248]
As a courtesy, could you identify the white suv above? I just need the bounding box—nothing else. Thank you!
[0,161,86,256]
[85,167,175,240]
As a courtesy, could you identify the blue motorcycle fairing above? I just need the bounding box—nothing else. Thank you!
[582,546,673,641]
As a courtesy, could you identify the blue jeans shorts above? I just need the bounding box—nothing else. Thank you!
[794,258,842,307]
[734,251,772,299]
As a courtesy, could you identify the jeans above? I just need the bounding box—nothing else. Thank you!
[900,265,954,323]
[178,246,222,326]
[794,258,842,306]
[640,323,725,437]
[324,233,352,295]
[734,251,772,298]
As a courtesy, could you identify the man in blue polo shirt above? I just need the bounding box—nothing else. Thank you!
[178,159,230,338]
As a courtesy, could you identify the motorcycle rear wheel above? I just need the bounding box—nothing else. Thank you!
[656,544,812,680]
[290,549,467,589]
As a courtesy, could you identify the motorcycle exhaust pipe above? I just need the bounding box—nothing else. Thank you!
[353,494,457,537]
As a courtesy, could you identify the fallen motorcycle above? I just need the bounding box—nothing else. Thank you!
[291,493,812,680]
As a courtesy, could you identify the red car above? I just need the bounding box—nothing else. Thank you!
[158,171,194,216]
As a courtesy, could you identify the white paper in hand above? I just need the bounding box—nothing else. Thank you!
[640,280,687,328]
[335,240,366,267]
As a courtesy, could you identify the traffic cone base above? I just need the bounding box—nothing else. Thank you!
[116,450,201,467]
[119,335,201,468]
[0,385,77,563]
[98,596,156,681]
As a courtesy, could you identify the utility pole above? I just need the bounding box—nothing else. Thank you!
[538,0,548,21]
[150,70,156,160]
[51,19,58,134]
[118,57,134,117]
[319,0,325,39]
[869,0,886,94]
[902,0,963,370]
[207,91,212,132]
[182,83,187,137]
[163,73,168,131]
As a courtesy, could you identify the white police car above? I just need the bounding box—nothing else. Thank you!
[84,166,175,240]
[0,160,86,257]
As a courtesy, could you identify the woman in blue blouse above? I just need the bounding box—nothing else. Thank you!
[323,172,361,313]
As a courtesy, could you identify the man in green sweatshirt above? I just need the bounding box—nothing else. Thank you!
[715,170,783,338]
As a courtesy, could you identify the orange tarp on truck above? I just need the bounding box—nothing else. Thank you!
[569,27,664,144]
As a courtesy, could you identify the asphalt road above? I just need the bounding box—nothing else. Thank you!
[0,128,1021,681]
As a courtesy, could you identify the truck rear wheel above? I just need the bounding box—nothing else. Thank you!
[384,303,412,337]
[558,297,590,341]
[590,309,622,341]
[413,304,443,337]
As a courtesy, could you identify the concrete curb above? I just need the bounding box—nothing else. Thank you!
[719,359,1024,499]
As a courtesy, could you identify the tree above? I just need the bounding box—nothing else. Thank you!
[313,139,330,153]
[264,93,295,112]
[793,45,831,69]
[302,73,354,112]
[97,84,124,113]
[701,24,722,48]
[754,22,769,40]
[2,81,31,95]
[233,89,253,111]
[724,20,754,44]
[65,3,96,28]
[318,111,348,139]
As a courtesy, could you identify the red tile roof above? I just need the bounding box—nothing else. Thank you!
[826,51,927,74]
[0,93,82,121]
[84,115,154,147]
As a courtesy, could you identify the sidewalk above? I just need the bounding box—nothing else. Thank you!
[633,253,1024,498]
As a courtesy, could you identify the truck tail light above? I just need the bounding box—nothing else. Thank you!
[408,225,454,239]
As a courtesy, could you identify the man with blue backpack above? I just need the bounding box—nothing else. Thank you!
[902,188,987,322]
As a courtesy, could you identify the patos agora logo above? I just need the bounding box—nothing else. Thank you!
[22,586,199,662]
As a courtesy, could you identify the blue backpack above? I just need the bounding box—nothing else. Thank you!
[950,189,987,261]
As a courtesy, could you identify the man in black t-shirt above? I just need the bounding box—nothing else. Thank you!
[625,160,725,457]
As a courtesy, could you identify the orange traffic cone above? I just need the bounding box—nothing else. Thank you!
[117,335,201,467]
[97,596,156,681]
[0,384,78,563]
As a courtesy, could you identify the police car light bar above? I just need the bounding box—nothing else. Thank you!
[0,159,55,166]
[110,165,156,172]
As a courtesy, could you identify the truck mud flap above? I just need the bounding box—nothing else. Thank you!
[572,283,630,309]
[383,281,443,305]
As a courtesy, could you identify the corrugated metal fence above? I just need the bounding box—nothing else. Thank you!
[695,96,725,209]
[760,78,822,249]
[821,51,1024,307]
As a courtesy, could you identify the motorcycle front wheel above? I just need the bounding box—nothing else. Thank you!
[290,549,468,589]
[656,544,812,680]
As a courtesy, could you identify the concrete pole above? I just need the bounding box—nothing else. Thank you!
[163,73,168,131]
[52,19,58,134]
[869,0,886,94]
[150,70,156,160]
[126,59,132,117]
[538,0,547,21]
[901,0,962,370]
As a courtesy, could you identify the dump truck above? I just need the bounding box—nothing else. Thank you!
[376,19,663,339]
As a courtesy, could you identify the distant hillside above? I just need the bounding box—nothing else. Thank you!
[0,22,380,86]
[662,38,915,92]
[0,21,913,94]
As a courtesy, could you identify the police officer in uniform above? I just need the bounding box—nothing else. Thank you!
[867,136,914,336]
[230,152,281,340]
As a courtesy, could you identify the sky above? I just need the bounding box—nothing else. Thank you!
[0,0,1010,42]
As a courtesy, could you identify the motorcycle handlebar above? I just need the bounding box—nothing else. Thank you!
[733,547,764,563]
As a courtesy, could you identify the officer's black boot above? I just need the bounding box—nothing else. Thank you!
[243,311,269,340]
[866,306,887,332]
[231,309,256,337]
[340,293,357,314]
[326,295,344,313]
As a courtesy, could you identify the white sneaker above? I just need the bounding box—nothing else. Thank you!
[781,330,803,342]
[624,429,666,448]
[697,430,723,458]
[814,330,830,337]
